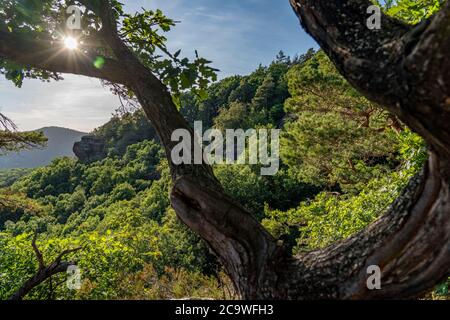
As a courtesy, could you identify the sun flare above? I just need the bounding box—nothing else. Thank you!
[64,37,78,50]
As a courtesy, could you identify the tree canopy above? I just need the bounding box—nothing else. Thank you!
[0,0,449,300]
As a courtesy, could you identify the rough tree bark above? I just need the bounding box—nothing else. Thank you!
[287,0,450,298]
[0,0,449,299]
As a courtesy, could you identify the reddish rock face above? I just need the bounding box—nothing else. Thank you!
[73,135,106,163]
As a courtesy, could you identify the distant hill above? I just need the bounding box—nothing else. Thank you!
[0,127,87,169]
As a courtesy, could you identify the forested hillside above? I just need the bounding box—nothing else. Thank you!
[1,47,448,299]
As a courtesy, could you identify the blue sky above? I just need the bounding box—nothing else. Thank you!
[0,0,317,132]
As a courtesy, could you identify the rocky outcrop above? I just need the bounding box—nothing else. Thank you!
[73,135,106,163]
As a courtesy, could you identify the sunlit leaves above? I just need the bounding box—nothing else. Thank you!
[121,8,218,102]
[0,1,218,101]
[0,134,214,299]
[377,0,444,24]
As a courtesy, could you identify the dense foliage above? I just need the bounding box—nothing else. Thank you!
[0,0,448,300]
[1,48,448,299]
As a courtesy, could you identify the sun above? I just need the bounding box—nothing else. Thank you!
[64,37,78,50]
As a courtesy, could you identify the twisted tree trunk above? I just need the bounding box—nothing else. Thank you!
[132,0,450,299]
[1,0,448,299]
[171,0,450,299]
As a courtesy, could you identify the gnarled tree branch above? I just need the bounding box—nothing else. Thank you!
[9,234,82,300]
[0,30,129,86]
[1,0,449,300]
[283,0,450,299]
[289,0,450,158]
